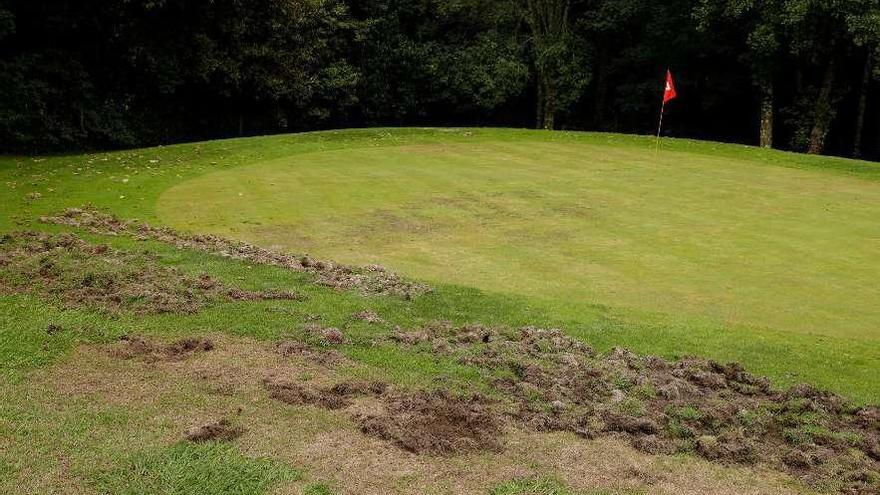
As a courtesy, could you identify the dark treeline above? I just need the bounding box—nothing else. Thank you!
[1,0,880,159]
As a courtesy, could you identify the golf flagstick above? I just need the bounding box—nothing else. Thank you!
[657,69,677,153]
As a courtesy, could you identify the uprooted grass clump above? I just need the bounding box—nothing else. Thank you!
[263,378,387,410]
[0,232,301,314]
[390,322,880,493]
[110,335,216,362]
[185,419,244,442]
[357,389,504,455]
[42,207,432,298]
[273,339,350,367]
[261,370,502,456]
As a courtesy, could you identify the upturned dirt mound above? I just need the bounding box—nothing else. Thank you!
[358,389,504,455]
[0,232,301,314]
[185,419,243,442]
[42,207,431,298]
[263,378,388,410]
[390,322,880,493]
[110,335,215,362]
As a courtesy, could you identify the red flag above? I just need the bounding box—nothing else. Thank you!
[663,70,677,104]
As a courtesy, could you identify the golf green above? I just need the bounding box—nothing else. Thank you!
[159,135,880,342]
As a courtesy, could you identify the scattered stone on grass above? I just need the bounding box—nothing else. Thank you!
[42,207,432,298]
[386,321,880,493]
[0,232,302,314]
[357,389,504,455]
[110,335,215,362]
[185,419,243,442]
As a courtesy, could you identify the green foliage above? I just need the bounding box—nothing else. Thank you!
[92,442,301,495]
[4,0,880,156]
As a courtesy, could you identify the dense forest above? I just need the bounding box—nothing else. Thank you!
[1,0,879,159]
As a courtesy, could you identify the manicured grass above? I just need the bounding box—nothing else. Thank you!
[1,128,879,405]
[157,135,880,342]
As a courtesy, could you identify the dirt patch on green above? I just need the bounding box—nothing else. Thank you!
[357,389,504,455]
[263,378,387,410]
[109,335,215,362]
[273,340,350,367]
[0,232,302,314]
[43,207,431,298]
[185,419,244,442]
[353,310,384,324]
[390,322,880,493]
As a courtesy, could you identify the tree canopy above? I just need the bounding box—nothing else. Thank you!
[2,0,880,159]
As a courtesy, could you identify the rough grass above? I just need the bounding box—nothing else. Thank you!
[92,442,300,495]
[490,477,643,495]
[0,334,815,495]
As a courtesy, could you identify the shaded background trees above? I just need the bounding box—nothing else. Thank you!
[2,0,880,160]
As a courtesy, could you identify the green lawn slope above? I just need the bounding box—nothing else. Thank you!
[2,128,879,403]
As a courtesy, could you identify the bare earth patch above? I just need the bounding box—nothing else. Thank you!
[0,232,302,314]
[109,335,216,362]
[185,419,244,442]
[357,389,503,455]
[42,207,431,298]
[388,322,880,494]
[7,334,818,495]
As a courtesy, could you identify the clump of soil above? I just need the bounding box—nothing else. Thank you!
[273,340,348,367]
[302,323,346,345]
[264,378,387,410]
[110,335,215,362]
[358,389,503,455]
[185,419,243,442]
[353,310,384,324]
[390,322,880,493]
[0,232,301,314]
[42,207,431,298]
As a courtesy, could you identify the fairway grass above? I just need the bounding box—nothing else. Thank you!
[2,127,879,404]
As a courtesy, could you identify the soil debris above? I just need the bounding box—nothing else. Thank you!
[389,321,880,493]
[357,389,504,455]
[110,335,215,362]
[0,232,303,314]
[264,378,387,410]
[353,310,384,324]
[42,207,431,298]
[273,340,348,367]
[185,419,243,442]
[303,323,346,345]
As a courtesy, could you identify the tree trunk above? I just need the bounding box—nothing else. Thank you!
[542,76,556,130]
[593,49,609,130]
[807,61,836,155]
[536,73,545,129]
[238,113,244,136]
[853,51,872,158]
[759,82,773,148]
